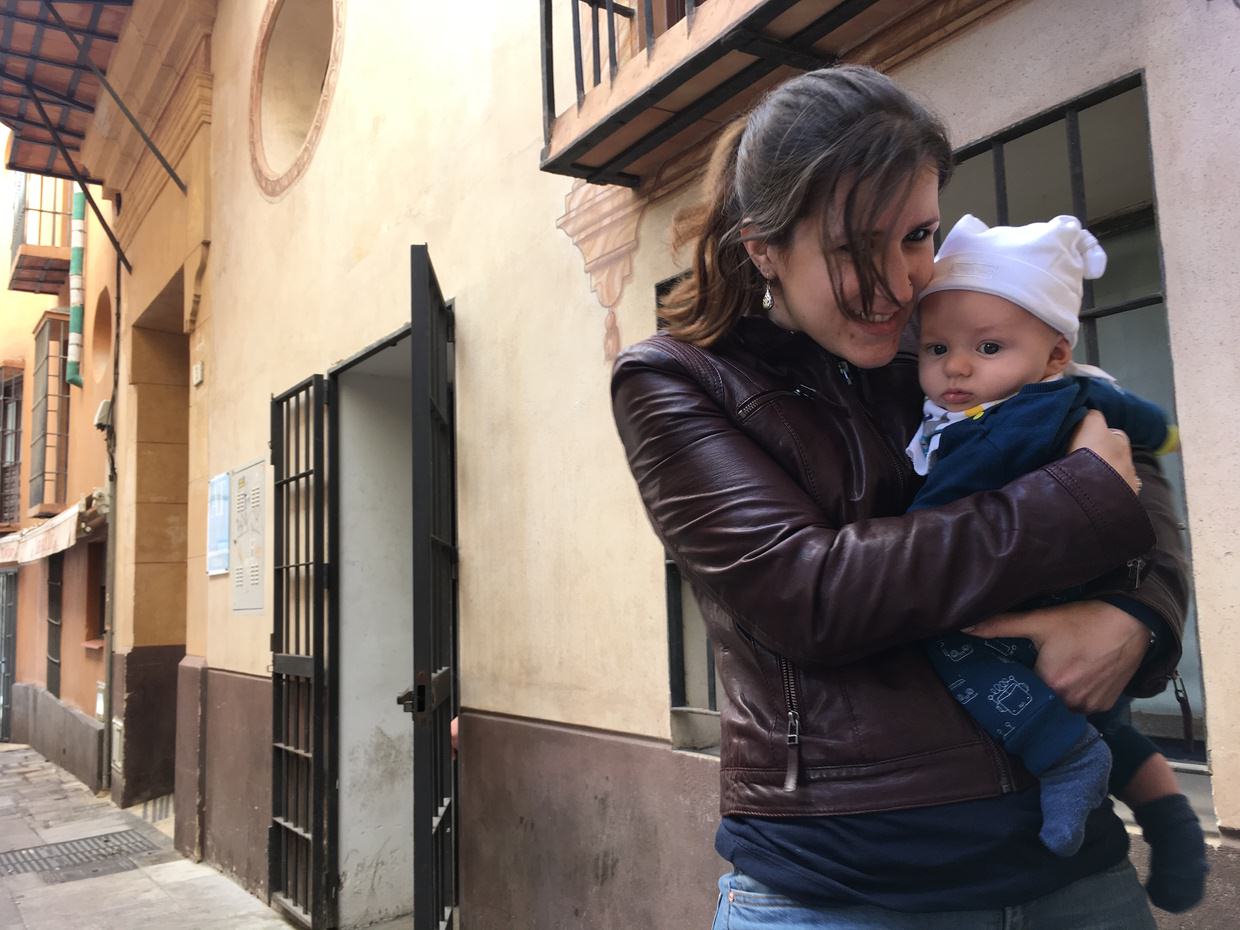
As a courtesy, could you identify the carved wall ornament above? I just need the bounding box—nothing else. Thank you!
[249,0,345,200]
[556,139,715,361]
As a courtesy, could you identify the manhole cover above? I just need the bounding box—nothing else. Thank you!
[0,829,158,876]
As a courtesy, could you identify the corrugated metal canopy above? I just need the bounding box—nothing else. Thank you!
[0,1,131,182]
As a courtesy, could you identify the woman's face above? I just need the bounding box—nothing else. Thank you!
[749,168,941,369]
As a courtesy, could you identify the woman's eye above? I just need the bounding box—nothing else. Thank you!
[979,342,1002,355]
[906,226,934,243]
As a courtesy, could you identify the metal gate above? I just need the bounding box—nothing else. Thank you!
[269,375,332,928]
[402,245,459,930]
[0,570,16,741]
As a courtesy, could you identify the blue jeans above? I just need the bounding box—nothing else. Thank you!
[710,860,1156,929]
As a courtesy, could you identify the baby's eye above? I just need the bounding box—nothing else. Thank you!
[979,342,1002,355]
[925,344,947,356]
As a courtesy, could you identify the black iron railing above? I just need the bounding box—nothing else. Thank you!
[10,174,70,269]
[539,0,874,186]
[541,0,699,143]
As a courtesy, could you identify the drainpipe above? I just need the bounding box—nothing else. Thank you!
[101,244,121,791]
[66,191,85,388]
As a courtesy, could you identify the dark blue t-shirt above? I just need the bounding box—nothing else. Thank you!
[715,788,1129,912]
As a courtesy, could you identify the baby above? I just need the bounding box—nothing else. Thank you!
[906,214,1205,912]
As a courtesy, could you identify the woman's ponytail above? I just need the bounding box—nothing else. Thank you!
[659,117,764,346]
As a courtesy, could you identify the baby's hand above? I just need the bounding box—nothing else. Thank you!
[1069,410,1139,494]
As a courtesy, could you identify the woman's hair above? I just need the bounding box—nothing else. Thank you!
[660,65,953,346]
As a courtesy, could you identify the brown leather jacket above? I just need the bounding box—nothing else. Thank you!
[611,316,1188,818]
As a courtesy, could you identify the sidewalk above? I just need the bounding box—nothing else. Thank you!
[0,744,288,930]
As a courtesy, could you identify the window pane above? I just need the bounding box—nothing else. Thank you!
[940,151,996,236]
[1090,224,1162,308]
[1079,88,1154,223]
[1004,119,1074,225]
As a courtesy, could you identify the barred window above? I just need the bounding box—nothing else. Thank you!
[29,314,69,513]
[46,552,63,699]
[0,368,21,526]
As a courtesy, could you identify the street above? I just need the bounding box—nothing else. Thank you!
[0,744,288,930]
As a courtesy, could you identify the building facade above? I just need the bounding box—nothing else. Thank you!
[0,1,1235,928]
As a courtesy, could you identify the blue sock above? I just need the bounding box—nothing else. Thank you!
[1038,726,1111,857]
[1133,794,1208,912]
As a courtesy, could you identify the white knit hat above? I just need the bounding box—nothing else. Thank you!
[919,214,1107,349]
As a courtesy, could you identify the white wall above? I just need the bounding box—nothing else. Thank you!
[336,351,414,929]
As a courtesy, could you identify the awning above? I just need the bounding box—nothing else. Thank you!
[0,2,131,182]
[0,502,82,566]
[0,531,19,566]
[18,502,80,563]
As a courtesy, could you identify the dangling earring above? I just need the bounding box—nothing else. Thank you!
[761,280,774,312]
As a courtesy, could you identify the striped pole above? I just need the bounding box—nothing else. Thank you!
[66,189,84,388]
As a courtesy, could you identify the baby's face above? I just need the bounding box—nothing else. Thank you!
[918,291,1069,412]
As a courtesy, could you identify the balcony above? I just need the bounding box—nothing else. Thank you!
[9,174,71,295]
[539,0,1018,187]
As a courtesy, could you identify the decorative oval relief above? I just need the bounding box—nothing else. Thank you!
[249,0,344,198]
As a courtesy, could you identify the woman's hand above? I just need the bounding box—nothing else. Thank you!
[965,601,1149,713]
[1070,409,1140,494]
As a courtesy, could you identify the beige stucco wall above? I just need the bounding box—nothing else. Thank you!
[193,1,672,737]
[100,0,1240,769]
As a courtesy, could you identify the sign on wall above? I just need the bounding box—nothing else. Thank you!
[230,461,265,612]
[206,472,230,575]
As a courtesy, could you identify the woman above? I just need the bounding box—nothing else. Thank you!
[611,66,1187,929]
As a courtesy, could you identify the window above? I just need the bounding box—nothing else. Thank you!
[250,0,342,197]
[87,542,106,643]
[47,552,63,699]
[939,76,1203,760]
[0,368,21,525]
[29,314,69,514]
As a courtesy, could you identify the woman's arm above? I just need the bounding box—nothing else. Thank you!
[969,446,1188,711]
[612,342,1155,668]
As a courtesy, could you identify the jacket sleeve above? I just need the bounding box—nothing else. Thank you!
[611,342,1157,669]
[1095,449,1189,697]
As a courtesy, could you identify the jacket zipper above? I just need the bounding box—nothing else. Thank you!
[836,359,910,500]
[737,384,818,420]
[779,656,801,791]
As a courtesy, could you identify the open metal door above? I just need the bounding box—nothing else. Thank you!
[401,245,459,929]
[269,375,333,928]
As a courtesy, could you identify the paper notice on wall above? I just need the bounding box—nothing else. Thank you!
[206,472,229,575]
[230,461,266,612]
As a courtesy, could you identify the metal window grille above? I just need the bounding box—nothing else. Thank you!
[0,571,16,741]
[10,174,70,269]
[946,74,1163,363]
[269,375,330,928]
[46,553,63,699]
[30,316,70,510]
[0,371,22,525]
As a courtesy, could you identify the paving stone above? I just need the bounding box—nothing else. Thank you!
[0,748,289,928]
